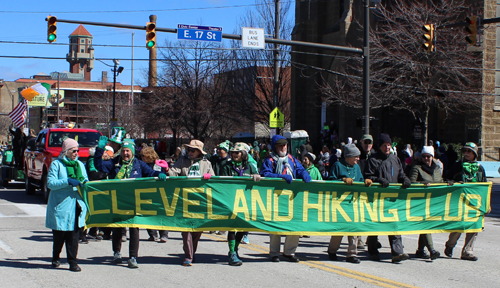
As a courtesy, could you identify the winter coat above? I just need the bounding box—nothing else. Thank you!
[305,165,323,180]
[94,147,161,179]
[220,161,258,177]
[168,155,215,177]
[208,154,230,176]
[329,159,364,182]
[445,160,486,183]
[260,135,309,180]
[46,154,88,231]
[409,162,443,184]
[365,149,409,184]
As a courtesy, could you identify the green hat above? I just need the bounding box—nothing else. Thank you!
[229,142,248,153]
[218,141,230,152]
[110,127,126,145]
[121,139,135,154]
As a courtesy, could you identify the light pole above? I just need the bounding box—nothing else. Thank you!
[112,59,124,121]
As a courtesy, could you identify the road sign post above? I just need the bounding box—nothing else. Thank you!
[177,24,222,42]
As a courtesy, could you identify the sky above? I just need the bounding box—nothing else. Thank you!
[0,0,286,86]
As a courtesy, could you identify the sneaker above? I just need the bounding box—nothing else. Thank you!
[228,251,243,266]
[270,256,280,262]
[51,260,60,268]
[346,256,361,264]
[159,237,168,243]
[128,257,139,268]
[392,253,409,263]
[113,252,123,264]
[357,238,365,249]
[415,249,430,259]
[461,254,478,261]
[430,250,440,260]
[69,263,81,272]
[241,234,249,244]
[147,236,158,241]
[444,246,453,257]
[121,235,127,242]
[183,260,193,266]
[282,254,300,262]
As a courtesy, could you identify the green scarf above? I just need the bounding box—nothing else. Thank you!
[61,158,85,182]
[116,156,135,179]
[462,162,480,182]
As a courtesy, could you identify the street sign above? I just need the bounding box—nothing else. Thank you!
[269,107,284,128]
[241,27,265,49]
[177,24,222,42]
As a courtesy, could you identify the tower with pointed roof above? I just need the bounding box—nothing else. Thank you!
[66,25,94,81]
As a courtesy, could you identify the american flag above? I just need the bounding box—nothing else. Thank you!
[8,99,28,127]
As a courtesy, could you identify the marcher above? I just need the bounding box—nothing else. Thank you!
[46,138,88,272]
[95,137,167,268]
[365,133,411,263]
[409,146,442,260]
[327,144,371,264]
[166,139,215,266]
[260,135,312,263]
[302,152,322,180]
[444,142,486,261]
[220,142,261,266]
[210,141,231,176]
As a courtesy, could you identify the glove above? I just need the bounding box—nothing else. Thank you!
[251,174,261,182]
[158,173,167,181]
[68,178,82,187]
[280,174,293,184]
[402,178,411,189]
[203,173,212,180]
[364,179,373,187]
[447,180,454,186]
[98,136,108,149]
[302,173,311,183]
[342,177,354,185]
[378,178,390,188]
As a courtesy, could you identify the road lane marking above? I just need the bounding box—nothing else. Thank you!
[204,233,417,288]
[0,238,14,255]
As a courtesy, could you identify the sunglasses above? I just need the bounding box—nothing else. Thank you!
[188,148,198,153]
[364,140,372,144]
[70,149,79,153]
[422,154,432,159]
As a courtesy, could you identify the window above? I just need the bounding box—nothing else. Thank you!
[81,39,84,43]
[48,131,101,147]
[81,49,84,53]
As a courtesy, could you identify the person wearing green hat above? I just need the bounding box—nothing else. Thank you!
[444,142,486,261]
[94,137,167,269]
[220,142,261,266]
[108,127,126,157]
[209,141,231,176]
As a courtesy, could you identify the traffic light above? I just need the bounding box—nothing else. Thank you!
[46,16,57,43]
[422,24,435,52]
[146,22,156,49]
[465,16,478,45]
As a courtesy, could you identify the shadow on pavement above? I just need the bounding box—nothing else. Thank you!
[21,231,53,242]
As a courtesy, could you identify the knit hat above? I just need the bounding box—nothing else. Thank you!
[421,146,434,157]
[463,142,478,158]
[218,141,230,152]
[105,146,114,157]
[110,127,126,145]
[121,139,135,155]
[61,138,78,154]
[343,144,361,158]
[378,133,392,147]
[184,139,207,155]
[230,142,248,152]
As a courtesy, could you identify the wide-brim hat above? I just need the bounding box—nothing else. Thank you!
[183,139,206,155]
[230,142,248,153]
[463,142,478,158]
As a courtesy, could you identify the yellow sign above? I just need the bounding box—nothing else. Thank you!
[269,107,284,128]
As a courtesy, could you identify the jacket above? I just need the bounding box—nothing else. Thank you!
[410,162,443,184]
[220,161,258,176]
[46,154,88,231]
[445,160,486,183]
[168,156,215,177]
[260,135,309,180]
[365,150,409,184]
[330,159,364,182]
[94,147,161,179]
[306,165,323,180]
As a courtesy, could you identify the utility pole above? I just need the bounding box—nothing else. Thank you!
[273,0,280,135]
[362,0,370,135]
[56,72,60,123]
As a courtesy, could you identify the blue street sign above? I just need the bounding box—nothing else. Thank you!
[177,24,223,42]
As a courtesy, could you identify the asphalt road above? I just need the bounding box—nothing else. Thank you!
[0,180,499,288]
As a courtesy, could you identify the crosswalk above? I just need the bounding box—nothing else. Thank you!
[0,204,46,218]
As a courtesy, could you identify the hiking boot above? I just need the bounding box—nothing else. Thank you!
[282,255,300,262]
[392,253,409,263]
[415,249,430,259]
[430,250,440,260]
[346,256,361,264]
[228,251,243,266]
[461,254,478,261]
[69,263,81,272]
[128,257,139,268]
[51,260,60,268]
[444,246,453,257]
[113,252,123,264]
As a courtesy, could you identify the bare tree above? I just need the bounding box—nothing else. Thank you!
[318,0,481,143]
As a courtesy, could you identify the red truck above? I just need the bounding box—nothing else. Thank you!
[24,128,102,202]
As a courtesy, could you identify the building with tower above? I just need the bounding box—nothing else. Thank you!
[66,25,95,81]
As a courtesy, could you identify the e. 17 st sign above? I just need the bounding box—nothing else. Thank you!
[177,24,222,42]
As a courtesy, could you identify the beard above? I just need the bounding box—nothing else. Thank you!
[277,150,287,157]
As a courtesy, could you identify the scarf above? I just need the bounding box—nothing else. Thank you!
[61,158,85,182]
[271,152,293,178]
[115,156,135,179]
[232,161,248,176]
[462,162,480,182]
[420,161,437,176]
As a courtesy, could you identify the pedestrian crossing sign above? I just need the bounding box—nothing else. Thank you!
[269,107,284,128]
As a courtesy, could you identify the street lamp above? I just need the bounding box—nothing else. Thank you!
[112,59,124,120]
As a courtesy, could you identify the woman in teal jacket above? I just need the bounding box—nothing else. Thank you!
[46,138,88,272]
